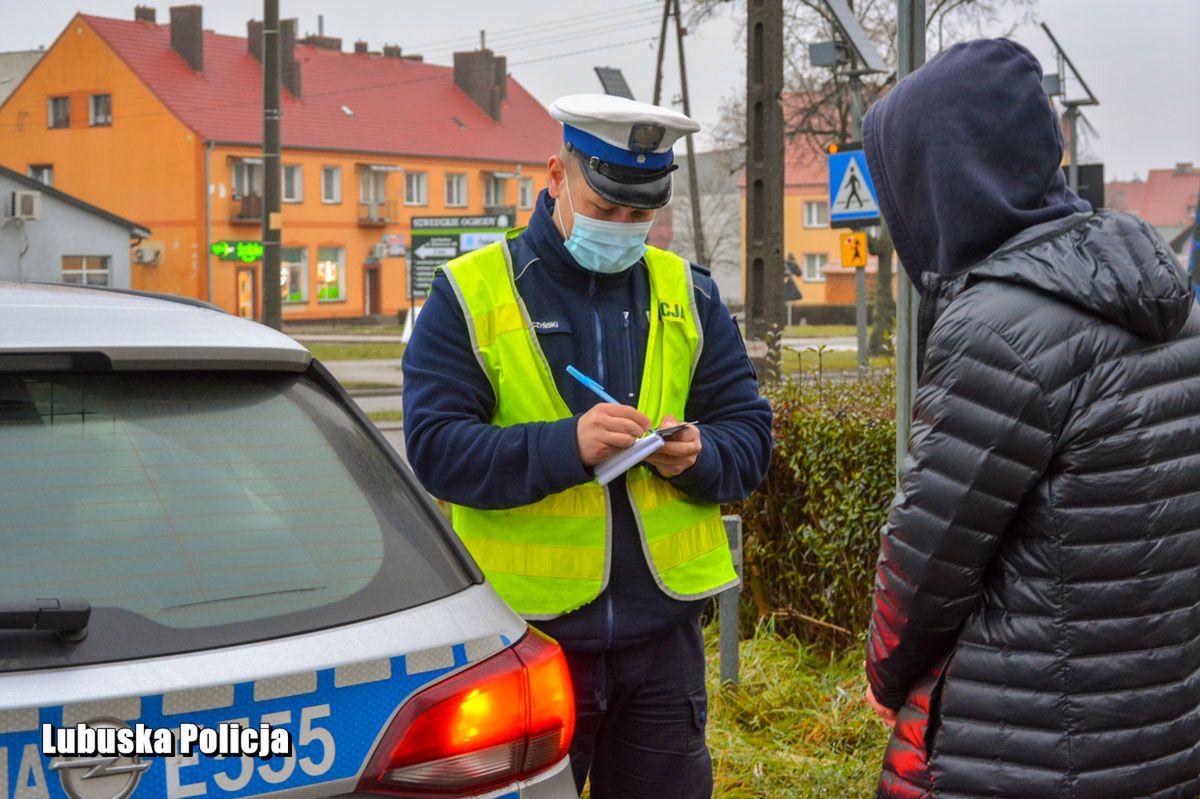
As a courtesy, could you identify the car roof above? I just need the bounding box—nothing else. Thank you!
[0,283,312,372]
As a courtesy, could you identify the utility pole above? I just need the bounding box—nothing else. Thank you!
[261,0,282,330]
[672,0,708,266]
[894,0,925,475]
[652,0,671,105]
[743,0,785,379]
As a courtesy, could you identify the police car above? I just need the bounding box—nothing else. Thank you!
[0,283,577,799]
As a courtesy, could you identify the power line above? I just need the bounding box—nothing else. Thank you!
[406,0,660,51]
[421,13,663,62]
[510,36,658,66]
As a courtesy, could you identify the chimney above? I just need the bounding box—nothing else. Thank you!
[281,18,300,96]
[247,19,263,60]
[354,40,369,55]
[382,44,403,59]
[134,5,156,23]
[300,35,342,51]
[1175,162,1196,176]
[453,49,507,121]
[169,5,203,72]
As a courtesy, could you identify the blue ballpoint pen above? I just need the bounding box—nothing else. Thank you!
[566,365,621,405]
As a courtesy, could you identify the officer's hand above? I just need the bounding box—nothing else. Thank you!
[576,404,652,467]
[645,415,701,478]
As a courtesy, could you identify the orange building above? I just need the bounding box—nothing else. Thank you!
[0,6,560,320]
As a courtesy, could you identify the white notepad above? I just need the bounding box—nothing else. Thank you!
[594,432,666,487]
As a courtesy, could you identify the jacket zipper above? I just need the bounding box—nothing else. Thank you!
[589,275,605,385]
[622,311,636,401]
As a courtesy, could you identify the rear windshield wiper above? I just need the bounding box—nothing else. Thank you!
[0,598,90,643]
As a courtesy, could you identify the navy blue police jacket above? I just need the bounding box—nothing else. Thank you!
[402,189,772,652]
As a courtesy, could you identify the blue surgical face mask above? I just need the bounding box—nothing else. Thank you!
[556,172,654,274]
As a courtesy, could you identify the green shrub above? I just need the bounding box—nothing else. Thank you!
[727,368,896,652]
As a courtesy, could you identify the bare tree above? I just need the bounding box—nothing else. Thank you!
[689,0,1037,352]
[668,149,745,301]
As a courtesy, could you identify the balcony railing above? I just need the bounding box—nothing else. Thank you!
[358,199,397,226]
[230,193,263,224]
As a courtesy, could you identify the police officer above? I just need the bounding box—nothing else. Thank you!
[402,95,772,798]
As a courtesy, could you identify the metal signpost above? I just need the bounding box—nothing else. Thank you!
[828,145,880,369]
[895,0,926,478]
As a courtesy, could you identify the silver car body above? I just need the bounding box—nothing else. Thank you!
[0,283,577,799]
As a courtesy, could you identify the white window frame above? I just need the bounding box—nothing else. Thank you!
[232,160,263,199]
[518,177,535,210]
[803,253,828,282]
[89,94,112,126]
[283,164,303,203]
[359,170,387,203]
[61,256,110,286]
[316,246,346,303]
[445,173,467,208]
[804,200,829,228]
[484,174,507,207]
[27,164,54,187]
[321,166,342,204]
[48,96,70,128]
[404,171,428,206]
[280,247,309,304]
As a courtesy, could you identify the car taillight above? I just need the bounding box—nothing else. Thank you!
[356,628,575,797]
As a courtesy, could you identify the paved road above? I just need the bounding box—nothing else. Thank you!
[298,334,404,343]
[780,336,856,351]
[324,358,403,387]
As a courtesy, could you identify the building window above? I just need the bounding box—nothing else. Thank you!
[281,247,308,303]
[359,169,387,203]
[804,200,829,228]
[231,159,263,199]
[62,256,110,286]
[283,164,303,203]
[322,166,342,203]
[445,173,467,208]
[518,177,535,209]
[317,247,345,302]
[405,172,428,206]
[27,164,53,187]
[48,96,70,128]
[89,94,112,126]
[803,253,828,282]
[485,174,507,207]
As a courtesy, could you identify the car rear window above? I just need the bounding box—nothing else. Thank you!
[0,370,472,670]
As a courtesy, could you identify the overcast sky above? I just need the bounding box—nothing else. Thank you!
[3,0,1195,180]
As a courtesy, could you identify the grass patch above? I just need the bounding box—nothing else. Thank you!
[367,410,404,423]
[706,625,886,798]
[303,342,406,361]
[782,348,890,374]
[341,381,402,390]
[783,324,858,338]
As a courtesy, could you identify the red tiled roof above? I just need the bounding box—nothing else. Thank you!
[1107,166,1200,227]
[785,137,828,186]
[83,14,560,164]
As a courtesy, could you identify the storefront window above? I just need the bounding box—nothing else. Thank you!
[317,247,345,302]
[281,247,307,303]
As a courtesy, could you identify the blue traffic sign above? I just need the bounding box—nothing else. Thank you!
[828,148,881,229]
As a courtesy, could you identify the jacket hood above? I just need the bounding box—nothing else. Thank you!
[964,210,1194,342]
[863,39,1092,286]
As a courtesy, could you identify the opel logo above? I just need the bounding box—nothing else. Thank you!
[49,719,150,799]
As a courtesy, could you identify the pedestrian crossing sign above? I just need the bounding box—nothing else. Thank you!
[828,147,880,229]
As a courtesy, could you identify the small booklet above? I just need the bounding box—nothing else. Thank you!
[593,423,692,487]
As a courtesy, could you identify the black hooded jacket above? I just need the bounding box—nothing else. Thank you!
[863,40,1200,798]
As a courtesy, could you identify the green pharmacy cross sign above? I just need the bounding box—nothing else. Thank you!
[211,240,264,263]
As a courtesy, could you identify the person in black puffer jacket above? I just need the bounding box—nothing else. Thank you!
[862,39,1200,799]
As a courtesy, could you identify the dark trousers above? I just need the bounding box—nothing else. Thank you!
[562,617,713,799]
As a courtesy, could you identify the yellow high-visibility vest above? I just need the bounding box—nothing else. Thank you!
[440,240,738,619]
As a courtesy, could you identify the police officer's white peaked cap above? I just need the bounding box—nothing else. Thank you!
[549,94,701,155]
[548,94,701,210]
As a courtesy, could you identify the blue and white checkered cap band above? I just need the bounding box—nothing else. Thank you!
[564,125,675,171]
